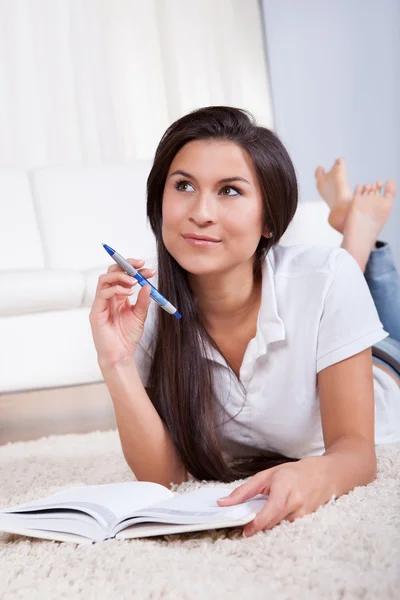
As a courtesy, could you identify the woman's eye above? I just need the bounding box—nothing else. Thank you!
[174,181,241,196]
[220,186,240,197]
[176,181,194,192]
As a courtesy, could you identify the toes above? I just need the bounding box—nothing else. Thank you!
[315,166,325,180]
[376,180,383,194]
[354,184,363,196]
[364,184,374,194]
[384,179,397,199]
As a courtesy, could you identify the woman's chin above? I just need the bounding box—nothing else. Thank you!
[164,240,224,274]
[174,254,221,275]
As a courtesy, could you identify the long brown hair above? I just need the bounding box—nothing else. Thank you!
[146,106,298,482]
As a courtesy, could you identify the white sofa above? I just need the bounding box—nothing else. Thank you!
[0,163,342,393]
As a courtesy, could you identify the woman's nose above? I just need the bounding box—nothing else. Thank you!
[188,194,217,224]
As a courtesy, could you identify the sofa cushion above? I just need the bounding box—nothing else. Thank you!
[0,269,85,316]
[0,169,45,270]
[30,162,157,271]
[0,307,102,392]
[279,200,343,247]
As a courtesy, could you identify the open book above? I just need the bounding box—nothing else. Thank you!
[0,482,268,545]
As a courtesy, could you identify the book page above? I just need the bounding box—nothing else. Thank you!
[0,482,173,525]
[0,522,95,545]
[0,513,105,543]
[116,514,256,540]
[114,487,268,532]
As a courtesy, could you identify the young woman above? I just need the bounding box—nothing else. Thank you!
[89,106,400,537]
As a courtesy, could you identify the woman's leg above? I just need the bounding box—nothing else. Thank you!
[363,240,400,384]
[315,160,400,384]
[337,185,400,382]
[364,241,400,343]
[315,159,398,335]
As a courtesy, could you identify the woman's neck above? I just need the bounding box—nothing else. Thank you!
[189,264,262,333]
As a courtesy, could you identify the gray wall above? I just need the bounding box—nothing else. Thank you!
[261,0,400,267]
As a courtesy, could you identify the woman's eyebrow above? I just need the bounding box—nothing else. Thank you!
[169,170,251,186]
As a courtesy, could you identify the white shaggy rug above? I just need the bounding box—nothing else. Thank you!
[0,430,399,600]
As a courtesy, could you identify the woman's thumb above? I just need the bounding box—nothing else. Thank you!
[133,283,152,323]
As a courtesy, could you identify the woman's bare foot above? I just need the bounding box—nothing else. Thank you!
[315,158,353,233]
[341,180,397,272]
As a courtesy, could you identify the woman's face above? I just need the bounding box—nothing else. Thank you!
[162,139,269,275]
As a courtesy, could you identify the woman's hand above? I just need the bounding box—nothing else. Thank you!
[217,457,333,537]
[89,258,156,371]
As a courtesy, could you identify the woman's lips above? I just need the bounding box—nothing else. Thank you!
[182,237,221,247]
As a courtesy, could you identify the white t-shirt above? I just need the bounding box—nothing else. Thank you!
[134,244,400,459]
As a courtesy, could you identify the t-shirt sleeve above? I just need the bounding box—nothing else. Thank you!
[316,248,389,373]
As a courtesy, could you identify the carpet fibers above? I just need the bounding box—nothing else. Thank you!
[0,430,399,600]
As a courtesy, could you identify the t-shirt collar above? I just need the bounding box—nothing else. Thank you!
[200,252,286,364]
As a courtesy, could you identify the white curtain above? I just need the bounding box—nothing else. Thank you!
[0,0,274,169]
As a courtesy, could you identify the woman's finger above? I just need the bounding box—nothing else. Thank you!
[136,268,156,279]
[90,281,133,317]
[90,265,156,319]
[242,481,291,536]
[282,507,308,523]
[99,284,135,300]
[97,271,137,290]
[217,468,277,506]
[98,269,156,290]
[91,271,138,316]
[106,265,156,280]
[106,258,146,273]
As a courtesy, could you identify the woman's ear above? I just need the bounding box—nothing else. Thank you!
[262,228,273,239]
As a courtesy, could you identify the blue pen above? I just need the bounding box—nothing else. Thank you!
[102,244,182,319]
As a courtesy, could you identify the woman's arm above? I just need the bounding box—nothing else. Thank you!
[317,347,377,497]
[217,347,379,536]
[103,356,188,488]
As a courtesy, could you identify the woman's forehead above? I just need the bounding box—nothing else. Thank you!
[168,139,256,182]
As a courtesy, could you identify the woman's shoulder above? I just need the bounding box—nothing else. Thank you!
[269,243,347,279]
